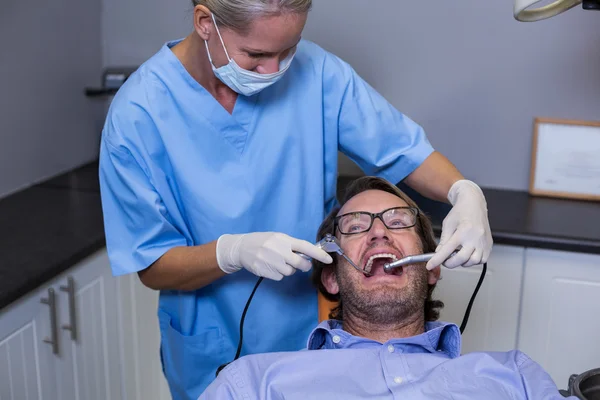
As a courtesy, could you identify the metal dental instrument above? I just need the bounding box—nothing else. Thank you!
[298,233,372,276]
[383,250,459,273]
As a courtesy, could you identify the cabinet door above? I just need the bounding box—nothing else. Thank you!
[0,285,58,399]
[434,244,525,354]
[117,272,171,400]
[518,248,600,388]
[55,249,123,400]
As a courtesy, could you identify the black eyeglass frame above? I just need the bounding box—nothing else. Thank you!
[333,206,420,236]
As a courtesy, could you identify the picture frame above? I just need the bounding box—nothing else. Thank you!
[529,117,600,201]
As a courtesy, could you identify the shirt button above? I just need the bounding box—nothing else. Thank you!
[394,377,403,384]
[387,345,395,353]
[332,335,341,344]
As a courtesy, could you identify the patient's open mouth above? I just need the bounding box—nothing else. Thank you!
[364,253,402,276]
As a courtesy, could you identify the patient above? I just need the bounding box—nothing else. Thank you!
[200,176,573,400]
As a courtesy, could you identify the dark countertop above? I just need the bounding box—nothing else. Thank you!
[1,163,599,311]
[0,170,105,311]
[36,161,101,192]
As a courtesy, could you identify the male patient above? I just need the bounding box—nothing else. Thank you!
[200,176,572,399]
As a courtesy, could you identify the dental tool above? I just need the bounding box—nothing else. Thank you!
[297,233,372,276]
[383,250,459,273]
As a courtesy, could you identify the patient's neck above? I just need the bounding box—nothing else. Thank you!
[342,309,425,343]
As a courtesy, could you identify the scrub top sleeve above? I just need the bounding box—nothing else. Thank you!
[326,54,435,184]
[99,137,188,277]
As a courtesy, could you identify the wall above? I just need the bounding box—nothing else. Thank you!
[0,0,105,198]
[102,0,191,67]
[100,0,600,190]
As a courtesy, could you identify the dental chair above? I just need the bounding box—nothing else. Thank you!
[560,370,600,399]
[318,292,336,323]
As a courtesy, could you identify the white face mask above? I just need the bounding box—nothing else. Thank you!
[204,13,296,96]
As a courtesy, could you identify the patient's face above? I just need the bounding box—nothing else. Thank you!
[323,190,438,323]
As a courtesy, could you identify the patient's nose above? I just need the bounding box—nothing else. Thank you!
[368,218,390,242]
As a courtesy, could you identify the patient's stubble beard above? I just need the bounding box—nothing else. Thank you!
[337,262,429,327]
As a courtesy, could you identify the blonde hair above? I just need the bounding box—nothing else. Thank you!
[192,0,312,33]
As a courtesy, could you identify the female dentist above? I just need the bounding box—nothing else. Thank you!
[98,0,493,398]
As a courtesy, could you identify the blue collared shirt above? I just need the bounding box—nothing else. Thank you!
[199,320,574,399]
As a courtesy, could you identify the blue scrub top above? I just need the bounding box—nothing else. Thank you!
[99,38,434,399]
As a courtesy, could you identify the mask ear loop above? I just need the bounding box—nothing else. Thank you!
[210,12,232,62]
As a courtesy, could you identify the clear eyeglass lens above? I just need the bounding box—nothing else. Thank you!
[339,213,372,234]
[382,208,417,229]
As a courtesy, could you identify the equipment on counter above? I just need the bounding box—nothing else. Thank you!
[84,67,138,97]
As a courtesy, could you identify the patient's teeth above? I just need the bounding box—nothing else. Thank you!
[364,253,399,273]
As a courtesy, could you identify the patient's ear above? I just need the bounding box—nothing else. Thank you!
[321,266,339,295]
[428,265,441,285]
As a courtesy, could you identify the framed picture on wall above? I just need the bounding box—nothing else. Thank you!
[529,117,600,201]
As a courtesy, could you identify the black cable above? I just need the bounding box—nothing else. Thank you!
[459,262,487,334]
[216,276,264,376]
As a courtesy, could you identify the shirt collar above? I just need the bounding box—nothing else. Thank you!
[306,319,461,358]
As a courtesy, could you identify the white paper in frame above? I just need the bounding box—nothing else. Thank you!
[529,117,600,201]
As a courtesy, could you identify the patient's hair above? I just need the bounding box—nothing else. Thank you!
[311,176,444,321]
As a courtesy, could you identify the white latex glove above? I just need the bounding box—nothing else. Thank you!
[216,232,333,281]
[426,180,493,270]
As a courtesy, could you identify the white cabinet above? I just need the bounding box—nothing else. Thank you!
[517,248,600,388]
[0,284,55,399]
[116,272,171,400]
[57,250,123,400]
[0,249,124,400]
[0,248,170,400]
[434,244,525,354]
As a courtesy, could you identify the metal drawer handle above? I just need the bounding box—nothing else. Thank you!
[40,288,59,355]
[60,277,77,342]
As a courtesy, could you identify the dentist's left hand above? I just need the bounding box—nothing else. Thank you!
[426,180,493,270]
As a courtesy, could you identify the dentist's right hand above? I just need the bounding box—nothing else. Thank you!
[216,232,333,281]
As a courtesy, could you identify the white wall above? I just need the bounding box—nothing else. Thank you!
[100,0,600,190]
[0,0,105,198]
[102,0,191,67]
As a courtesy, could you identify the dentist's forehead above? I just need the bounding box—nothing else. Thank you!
[338,190,409,216]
